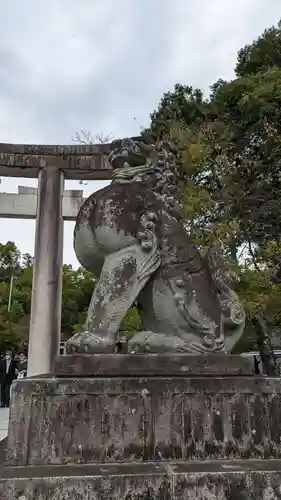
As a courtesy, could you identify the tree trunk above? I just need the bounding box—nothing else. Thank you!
[252,312,278,376]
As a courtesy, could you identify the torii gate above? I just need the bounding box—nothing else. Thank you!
[0,142,112,376]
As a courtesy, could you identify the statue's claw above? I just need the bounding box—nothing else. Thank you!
[65,331,116,354]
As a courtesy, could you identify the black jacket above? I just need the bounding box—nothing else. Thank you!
[0,359,17,386]
[17,360,28,376]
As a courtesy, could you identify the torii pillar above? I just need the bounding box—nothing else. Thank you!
[28,167,64,376]
[0,142,111,376]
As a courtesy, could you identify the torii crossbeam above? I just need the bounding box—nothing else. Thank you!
[0,142,112,376]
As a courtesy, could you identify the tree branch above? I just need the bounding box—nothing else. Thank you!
[73,129,113,145]
[247,238,262,272]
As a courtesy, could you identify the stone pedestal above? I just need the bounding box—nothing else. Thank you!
[1,354,281,499]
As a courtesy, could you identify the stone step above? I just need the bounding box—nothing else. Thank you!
[1,460,281,499]
[2,458,281,478]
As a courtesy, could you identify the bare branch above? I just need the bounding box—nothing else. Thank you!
[72,129,114,185]
[95,131,114,144]
[73,129,93,145]
[72,129,114,145]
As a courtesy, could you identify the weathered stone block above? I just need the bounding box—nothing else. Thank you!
[1,461,281,499]
[5,372,281,466]
[0,464,171,500]
[2,355,281,498]
[53,353,254,377]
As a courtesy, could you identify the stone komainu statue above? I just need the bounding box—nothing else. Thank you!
[66,135,245,354]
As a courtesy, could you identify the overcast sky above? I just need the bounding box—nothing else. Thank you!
[1,0,281,267]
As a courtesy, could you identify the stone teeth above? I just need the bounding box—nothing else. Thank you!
[176,279,184,287]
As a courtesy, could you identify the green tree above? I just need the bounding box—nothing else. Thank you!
[119,307,142,339]
[236,20,281,77]
[146,19,281,352]
[61,265,96,338]
[0,241,21,281]
[0,243,33,351]
[146,83,207,140]
[0,240,143,348]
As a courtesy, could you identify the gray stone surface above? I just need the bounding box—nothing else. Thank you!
[0,186,86,221]
[3,360,281,498]
[66,136,245,355]
[28,167,64,377]
[54,353,254,377]
[1,461,281,499]
[0,437,7,474]
[5,375,281,466]
[0,141,111,180]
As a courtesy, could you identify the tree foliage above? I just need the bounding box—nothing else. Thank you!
[235,21,281,77]
[146,19,281,352]
[0,241,142,352]
[3,20,281,354]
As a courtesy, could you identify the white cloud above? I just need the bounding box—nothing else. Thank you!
[0,0,281,265]
[164,0,280,93]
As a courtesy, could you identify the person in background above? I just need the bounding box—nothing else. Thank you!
[0,351,18,407]
[15,352,28,379]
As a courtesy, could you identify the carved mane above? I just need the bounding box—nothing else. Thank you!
[109,135,182,215]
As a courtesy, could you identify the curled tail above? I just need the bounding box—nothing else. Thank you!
[206,239,245,351]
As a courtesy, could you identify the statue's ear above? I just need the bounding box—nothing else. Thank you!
[130,133,155,145]
[109,139,122,151]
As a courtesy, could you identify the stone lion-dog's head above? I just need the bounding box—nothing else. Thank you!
[108,134,157,170]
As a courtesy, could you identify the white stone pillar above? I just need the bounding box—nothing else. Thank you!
[28,167,64,376]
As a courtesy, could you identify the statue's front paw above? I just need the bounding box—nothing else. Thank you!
[65,332,116,354]
[128,331,190,354]
[65,332,84,353]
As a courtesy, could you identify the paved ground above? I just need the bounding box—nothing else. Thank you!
[0,408,9,442]
[0,409,9,471]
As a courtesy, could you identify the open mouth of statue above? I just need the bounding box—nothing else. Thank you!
[121,148,129,157]
[110,150,131,169]
[110,147,146,170]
